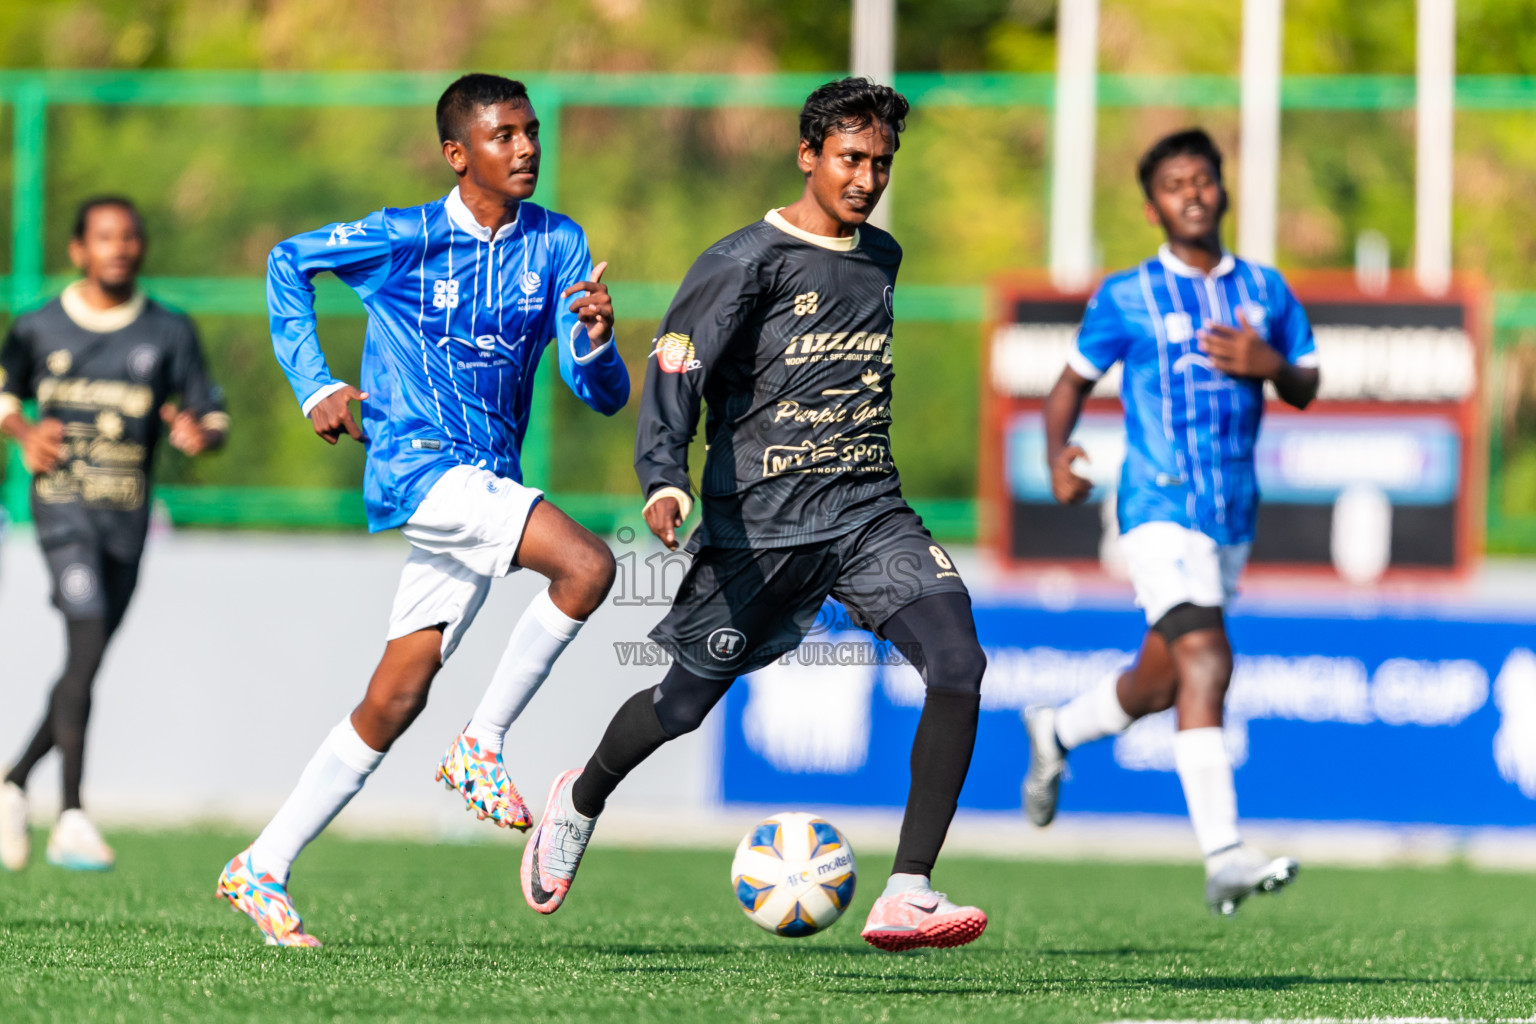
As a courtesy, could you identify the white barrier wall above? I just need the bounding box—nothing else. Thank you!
[0,528,714,835]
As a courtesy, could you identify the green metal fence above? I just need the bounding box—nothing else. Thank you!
[5,70,1536,543]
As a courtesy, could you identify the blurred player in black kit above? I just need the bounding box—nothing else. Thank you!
[520,78,989,952]
[0,197,228,872]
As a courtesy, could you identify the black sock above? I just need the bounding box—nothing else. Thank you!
[7,619,108,805]
[892,689,981,877]
[571,688,673,818]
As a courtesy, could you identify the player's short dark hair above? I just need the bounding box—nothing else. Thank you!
[798,77,910,154]
[1137,128,1224,198]
[436,73,531,144]
[72,195,143,240]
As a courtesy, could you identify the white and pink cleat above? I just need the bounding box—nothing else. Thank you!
[520,769,597,915]
[860,885,988,952]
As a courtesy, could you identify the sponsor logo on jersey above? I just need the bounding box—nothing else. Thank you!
[519,270,542,296]
[436,333,512,354]
[793,291,819,316]
[653,332,701,374]
[1171,351,1215,375]
[59,563,97,605]
[1163,311,1195,345]
[46,350,72,376]
[127,344,158,383]
[883,285,894,318]
[432,279,460,310]
[708,628,748,663]
[326,220,368,246]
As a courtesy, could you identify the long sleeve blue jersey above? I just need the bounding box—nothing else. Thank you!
[1071,245,1317,546]
[268,187,630,532]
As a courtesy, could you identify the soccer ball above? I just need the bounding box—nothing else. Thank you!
[730,812,857,937]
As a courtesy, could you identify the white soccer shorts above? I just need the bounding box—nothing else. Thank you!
[1119,521,1250,627]
[385,464,544,660]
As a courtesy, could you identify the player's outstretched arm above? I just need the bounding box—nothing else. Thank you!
[0,321,63,473]
[552,226,630,415]
[1198,309,1320,409]
[267,211,392,435]
[634,251,761,545]
[0,412,64,474]
[1043,367,1096,506]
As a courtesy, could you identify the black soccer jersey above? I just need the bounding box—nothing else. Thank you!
[0,289,225,557]
[635,211,907,548]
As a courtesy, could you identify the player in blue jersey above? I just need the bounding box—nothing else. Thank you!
[217,74,629,947]
[1022,129,1319,916]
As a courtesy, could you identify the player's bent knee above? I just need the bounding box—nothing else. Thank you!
[924,639,987,697]
[652,668,733,737]
[1151,602,1224,644]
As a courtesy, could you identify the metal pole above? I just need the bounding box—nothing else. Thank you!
[1416,0,1455,295]
[11,76,46,313]
[851,0,895,231]
[1049,0,1098,290]
[1239,0,1282,265]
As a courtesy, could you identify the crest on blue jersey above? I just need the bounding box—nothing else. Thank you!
[1242,302,1270,339]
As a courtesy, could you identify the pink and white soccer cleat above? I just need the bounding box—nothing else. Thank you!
[436,732,532,831]
[216,848,321,948]
[520,769,597,915]
[860,886,988,952]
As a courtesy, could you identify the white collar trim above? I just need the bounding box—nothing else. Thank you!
[446,187,520,242]
[59,280,146,333]
[1157,243,1235,279]
[765,208,859,251]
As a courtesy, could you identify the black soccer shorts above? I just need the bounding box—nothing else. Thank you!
[41,538,142,628]
[650,505,969,679]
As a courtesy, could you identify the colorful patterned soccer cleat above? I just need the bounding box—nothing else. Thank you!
[520,769,596,915]
[436,732,532,831]
[216,848,321,948]
[861,887,988,952]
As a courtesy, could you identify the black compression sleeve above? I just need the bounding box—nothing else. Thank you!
[6,618,109,809]
[570,687,675,819]
[880,593,986,877]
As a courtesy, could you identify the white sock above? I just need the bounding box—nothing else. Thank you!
[882,872,931,897]
[1053,669,1133,750]
[1173,726,1241,857]
[249,717,384,884]
[463,589,583,755]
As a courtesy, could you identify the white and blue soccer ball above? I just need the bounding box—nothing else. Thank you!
[730,811,857,938]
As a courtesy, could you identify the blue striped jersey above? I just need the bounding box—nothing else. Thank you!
[1070,245,1317,545]
[268,187,630,532]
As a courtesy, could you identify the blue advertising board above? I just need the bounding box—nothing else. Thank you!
[720,598,1536,826]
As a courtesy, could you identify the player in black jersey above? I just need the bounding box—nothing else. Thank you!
[520,79,988,951]
[0,197,227,872]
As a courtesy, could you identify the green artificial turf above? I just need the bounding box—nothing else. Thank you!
[1,829,1533,1023]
